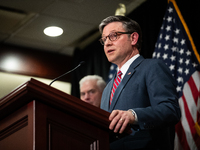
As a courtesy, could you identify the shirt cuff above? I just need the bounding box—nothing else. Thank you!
[128,109,138,124]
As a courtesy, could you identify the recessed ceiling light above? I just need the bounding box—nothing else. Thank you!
[43,26,63,37]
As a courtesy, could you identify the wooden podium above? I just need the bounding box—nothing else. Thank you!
[0,78,111,150]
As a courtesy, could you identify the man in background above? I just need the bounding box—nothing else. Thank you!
[79,75,106,107]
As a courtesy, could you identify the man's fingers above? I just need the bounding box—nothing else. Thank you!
[113,117,124,133]
[109,110,133,133]
[109,113,121,130]
[119,119,129,133]
[111,117,129,133]
[109,110,119,121]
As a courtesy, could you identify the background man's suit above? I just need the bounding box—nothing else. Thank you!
[101,56,181,150]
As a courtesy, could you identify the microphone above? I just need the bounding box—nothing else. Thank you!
[49,61,85,86]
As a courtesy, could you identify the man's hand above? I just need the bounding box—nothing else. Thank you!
[109,110,135,134]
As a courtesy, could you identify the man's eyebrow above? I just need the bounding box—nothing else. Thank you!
[102,30,116,37]
[88,89,95,92]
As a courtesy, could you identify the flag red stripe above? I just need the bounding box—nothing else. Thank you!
[187,76,199,105]
[175,121,190,149]
[185,72,200,148]
[182,92,200,148]
[182,94,194,133]
[187,76,200,147]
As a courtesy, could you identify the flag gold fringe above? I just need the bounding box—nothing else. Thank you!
[195,122,200,136]
[168,0,200,63]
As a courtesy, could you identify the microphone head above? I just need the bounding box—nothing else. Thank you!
[80,61,85,66]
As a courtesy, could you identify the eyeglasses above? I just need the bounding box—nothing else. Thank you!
[99,31,132,45]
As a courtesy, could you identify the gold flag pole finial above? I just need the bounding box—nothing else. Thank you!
[115,3,126,16]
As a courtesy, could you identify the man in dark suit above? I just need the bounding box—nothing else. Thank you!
[99,15,181,150]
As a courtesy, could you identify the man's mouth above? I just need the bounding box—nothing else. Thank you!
[107,49,115,53]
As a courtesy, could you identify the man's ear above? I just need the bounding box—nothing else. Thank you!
[131,32,139,45]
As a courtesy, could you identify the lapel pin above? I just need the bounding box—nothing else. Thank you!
[128,72,131,75]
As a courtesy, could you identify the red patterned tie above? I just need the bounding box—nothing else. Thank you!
[110,70,122,105]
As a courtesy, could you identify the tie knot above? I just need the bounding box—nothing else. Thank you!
[117,70,122,78]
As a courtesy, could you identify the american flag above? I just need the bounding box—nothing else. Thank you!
[107,63,117,83]
[153,0,200,149]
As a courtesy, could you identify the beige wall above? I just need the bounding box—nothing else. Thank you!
[0,72,71,99]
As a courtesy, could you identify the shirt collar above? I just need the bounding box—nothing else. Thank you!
[117,54,140,79]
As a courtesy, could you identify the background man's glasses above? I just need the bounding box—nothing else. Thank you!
[99,31,132,45]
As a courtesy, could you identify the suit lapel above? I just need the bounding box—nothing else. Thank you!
[109,56,144,111]
[109,68,135,111]
[104,77,115,111]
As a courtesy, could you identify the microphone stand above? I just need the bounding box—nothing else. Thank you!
[49,61,85,86]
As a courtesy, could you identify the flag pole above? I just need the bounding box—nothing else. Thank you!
[168,0,200,63]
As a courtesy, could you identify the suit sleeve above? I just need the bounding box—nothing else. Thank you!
[133,60,181,130]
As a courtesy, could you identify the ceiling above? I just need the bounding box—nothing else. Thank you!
[0,0,146,56]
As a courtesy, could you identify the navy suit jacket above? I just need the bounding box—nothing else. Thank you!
[101,56,181,150]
